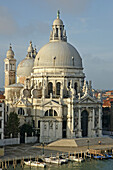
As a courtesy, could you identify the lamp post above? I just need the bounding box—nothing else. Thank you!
[42,142,44,155]
[87,140,89,150]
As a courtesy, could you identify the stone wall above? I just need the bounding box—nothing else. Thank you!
[25,136,37,144]
[0,138,20,146]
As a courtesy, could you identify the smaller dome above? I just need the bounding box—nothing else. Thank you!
[53,18,63,26]
[6,44,14,58]
[17,57,34,77]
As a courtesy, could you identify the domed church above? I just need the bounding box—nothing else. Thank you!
[4,11,102,143]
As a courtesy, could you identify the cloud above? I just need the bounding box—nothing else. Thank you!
[0,6,18,35]
[46,0,92,14]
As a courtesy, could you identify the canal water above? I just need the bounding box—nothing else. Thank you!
[6,159,113,170]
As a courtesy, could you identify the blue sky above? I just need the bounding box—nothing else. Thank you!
[0,0,113,90]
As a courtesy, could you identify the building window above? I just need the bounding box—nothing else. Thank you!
[12,64,15,70]
[0,111,2,117]
[0,104,2,107]
[32,120,35,128]
[74,82,77,95]
[49,121,53,129]
[56,82,61,95]
[45,110,48,116]
[68,81,70,89]
[56,123,58,129]
[7,105,9,112]
[49,109,53,116]
[48,82,53,96]
[45,109,58,116]
[54,110,57,116]
[6,64,8,71]
[18,108,25,115]
[0,134,1,139]
[0,120,2,128]
[10,64,12,70]
[56,28,58,37]
[44,123,46,130]
[38,120,40,128]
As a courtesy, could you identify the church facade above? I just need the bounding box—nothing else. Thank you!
[4,12,102,143]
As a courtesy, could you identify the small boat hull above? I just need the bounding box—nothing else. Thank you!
[69,156,84,162]
[24,161,46,168]
[44,157,64,165]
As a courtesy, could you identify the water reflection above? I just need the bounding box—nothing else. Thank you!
[6,160,113,170]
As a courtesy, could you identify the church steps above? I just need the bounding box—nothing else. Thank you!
[47,137,113,147]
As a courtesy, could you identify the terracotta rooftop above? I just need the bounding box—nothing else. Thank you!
[0,95,5,99]
[103,98,113,108]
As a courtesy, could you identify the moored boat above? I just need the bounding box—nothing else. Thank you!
[69,156,84,162]
[104,154,113,159]
[44,157,64,165]
[24,160,46,168]
[93,155,108,160]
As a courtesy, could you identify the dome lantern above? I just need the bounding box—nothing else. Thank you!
[27,41,34,58]
[49,11,67,42]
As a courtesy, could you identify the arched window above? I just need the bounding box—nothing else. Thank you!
[74,82,77,95]
[48,82,53,96]
[68,81,70,89]
[56,82,61,95]
[44,109,58,117]
[45,110,48,116]
[54,110,57,116]
[18,108,25,115]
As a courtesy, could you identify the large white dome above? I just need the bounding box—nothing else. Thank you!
[34,41,82,68]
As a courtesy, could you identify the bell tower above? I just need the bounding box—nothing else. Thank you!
[4,44,16,87]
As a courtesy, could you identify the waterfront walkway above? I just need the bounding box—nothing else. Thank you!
[1,143,113,162]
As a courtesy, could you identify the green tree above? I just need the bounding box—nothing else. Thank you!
[5,112,20,138]
[20,123,35,137]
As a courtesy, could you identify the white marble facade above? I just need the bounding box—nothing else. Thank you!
[4,11,102,143]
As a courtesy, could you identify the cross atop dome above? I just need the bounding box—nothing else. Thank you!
[57,10,60,19]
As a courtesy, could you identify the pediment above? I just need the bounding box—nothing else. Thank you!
[79,95,98,104]
[15,98,32,106]
[42,99,60,107]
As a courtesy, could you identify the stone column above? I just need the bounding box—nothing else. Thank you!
[98,106,102,136]
[53,121,56,140]
[42,86,45,99]
[78,108,82,137]
[40,121,44,143]
[2,119,4,139]
[92,108,96,137]
[67,101,71,138]
[71,103,75,138]
[60,82,64,99]
[88,112,92,137]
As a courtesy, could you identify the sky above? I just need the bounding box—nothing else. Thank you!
[0,0,113,90]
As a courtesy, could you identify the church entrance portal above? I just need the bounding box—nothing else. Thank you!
[81,110,88,137]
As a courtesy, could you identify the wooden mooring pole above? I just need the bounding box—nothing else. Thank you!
[5,160,7,170]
